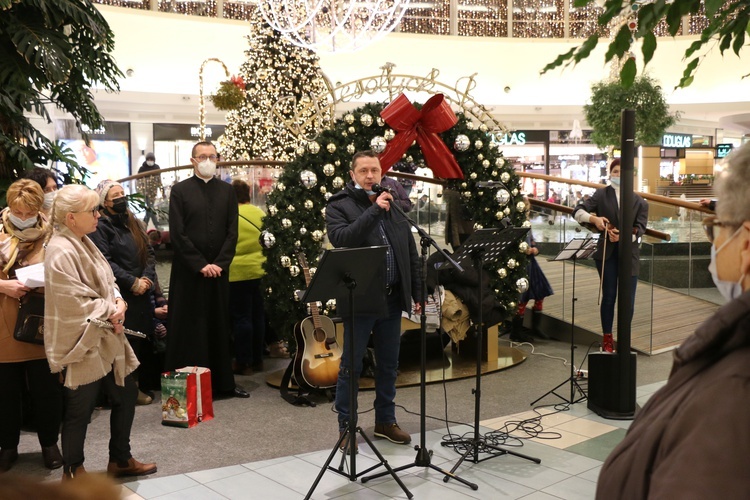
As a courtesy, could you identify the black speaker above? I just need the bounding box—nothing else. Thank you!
[587,352,637,419]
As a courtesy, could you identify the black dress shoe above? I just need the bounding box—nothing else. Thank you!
[42,444,64,469]
[0,448,19,473]
[233,385,250,398]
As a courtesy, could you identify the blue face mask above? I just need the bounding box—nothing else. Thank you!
[609,176,621,187]
[354,182,375,196]
[708,226,746,302]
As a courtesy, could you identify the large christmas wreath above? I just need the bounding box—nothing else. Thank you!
[260,100,531,344]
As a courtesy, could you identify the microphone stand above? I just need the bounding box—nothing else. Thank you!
[362,186,477,491]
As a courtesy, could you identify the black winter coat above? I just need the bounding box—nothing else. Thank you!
[326,183,420,316]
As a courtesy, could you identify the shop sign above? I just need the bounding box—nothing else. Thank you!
[716,143,733,158]
[496,131,527,145]
[55,120,130,141]
[662,133,692,148]
[154,123,226,141]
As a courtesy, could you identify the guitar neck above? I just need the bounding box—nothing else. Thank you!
[300,255,323,329]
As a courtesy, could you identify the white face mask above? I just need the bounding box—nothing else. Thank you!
[708,227,746,302]
[43,191,56,210]
[353,182,375,196]
[609,176,621,187]
[196,159,216,179]
[8,213,38,230]
[146,160,155,167]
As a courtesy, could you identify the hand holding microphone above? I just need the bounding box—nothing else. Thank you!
[371,183,393,211]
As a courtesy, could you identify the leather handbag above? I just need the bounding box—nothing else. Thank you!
[13,291,45,345]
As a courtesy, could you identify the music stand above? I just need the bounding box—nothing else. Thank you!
[531,236,598,406]
[302,246,412,500]
[441,227,541,480]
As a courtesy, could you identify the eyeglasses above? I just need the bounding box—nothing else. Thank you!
[74,207,100,217]
[193,154,220,162]
[702,216,739,244]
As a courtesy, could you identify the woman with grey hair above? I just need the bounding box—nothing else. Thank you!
[596,144,750,498]
[44,184,156,480]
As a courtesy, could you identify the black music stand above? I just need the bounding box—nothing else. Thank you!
[531,236,598,406]
[302,246,412,500]
[441,227,541,479]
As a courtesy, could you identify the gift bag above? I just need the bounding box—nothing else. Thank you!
[160,367,214,428]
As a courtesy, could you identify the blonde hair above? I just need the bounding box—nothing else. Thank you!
[50,184,99,232]
[6,179,44,213]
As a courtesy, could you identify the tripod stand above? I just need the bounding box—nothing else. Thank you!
[531,237,597,406]
[361,197,477,490]
[441,228,541,478]
[301,247,412,500]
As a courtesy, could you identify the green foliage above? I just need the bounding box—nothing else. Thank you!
[261,102,529,345]
[209,81,246,111]
[584,75,677,149]
[0,0,122,180]
[543,0,749,88]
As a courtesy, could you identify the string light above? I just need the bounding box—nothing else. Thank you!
[95,1,709,38]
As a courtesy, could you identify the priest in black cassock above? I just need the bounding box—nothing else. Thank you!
[165,141,249,398]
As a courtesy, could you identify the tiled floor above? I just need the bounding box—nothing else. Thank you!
[120,381,666,499]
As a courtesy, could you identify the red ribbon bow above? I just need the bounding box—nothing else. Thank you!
[378,93,464,179]
[230,75,246,90]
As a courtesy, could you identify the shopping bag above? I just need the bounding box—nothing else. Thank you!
[160,367,214,428]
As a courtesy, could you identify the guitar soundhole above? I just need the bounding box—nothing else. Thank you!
[313,328,327,343]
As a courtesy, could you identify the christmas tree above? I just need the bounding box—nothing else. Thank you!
[260,100,531,344]
[219,8,332,162]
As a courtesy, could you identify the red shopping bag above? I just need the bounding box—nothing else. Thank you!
[161,367,214,428]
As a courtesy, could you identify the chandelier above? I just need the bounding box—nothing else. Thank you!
[256,0,411,53]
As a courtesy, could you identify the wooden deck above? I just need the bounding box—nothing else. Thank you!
[537,258,719,355]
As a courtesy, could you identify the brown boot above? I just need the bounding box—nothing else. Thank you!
[374,422,411,444]
[107,457,157,477]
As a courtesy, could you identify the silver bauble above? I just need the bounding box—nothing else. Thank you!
[497,267,507,278]
[496,158,505,167]
[376,116,385,127]
[473,223,484,230]
[295,147,305,156]
[522,220,531,228]
[384,129,395,141]
[276,182,286,192]
[294,240,301,248]
[281,218,292,228]
[323,164,335,176]
[360,114,373,127]
[500,172,511,183]
[280,256,291,267]
[508,301,516,309]
[347,144,356,154]
[466,121,477,130]
[309,267,317,276]
[286,204,295,213]
[348,126,356,134]
[289,265,300,277]
[324,192,332,201]
[300,170,318,188]
[268,205,278,216]
[507,258,518,269]
[491,170,498,177]
[319,186,327,194]
[320,207,326,217]
[519,241,530,253]
[299,227,307,235]
[504,207,511,215]
[327,143,336,153]
[480,123,489,132]
[332,177,344,189]
[304,200,314,209]
[312,230,323,241]
[370,136,387,153]
[512,188,519,196]
[482,160,490,168]
[293,289,301,301]
[307,142,320,154]
[496,189,511,206]
[454,135,470,151]
[463,191,472,199]
[267,287,273,294]
[474,140,484,150]
[344,114,355,124]
[461,182,467,189]
[260,231,276,248]
[470,172,477,180]
[477,153,484,161]
[495,211,505,220]
[326,299,336,309]
[516,201,527,212]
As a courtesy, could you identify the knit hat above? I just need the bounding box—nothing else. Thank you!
[146,152,155,161]
[95,179,122,207]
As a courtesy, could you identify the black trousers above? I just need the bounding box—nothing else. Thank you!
[62,371,137,470]
[0,359,62,449]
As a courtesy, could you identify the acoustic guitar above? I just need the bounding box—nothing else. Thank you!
[293,253,342,390]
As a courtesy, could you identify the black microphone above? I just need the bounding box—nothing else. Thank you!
[371,183,393,194]
[476,181,508,189]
